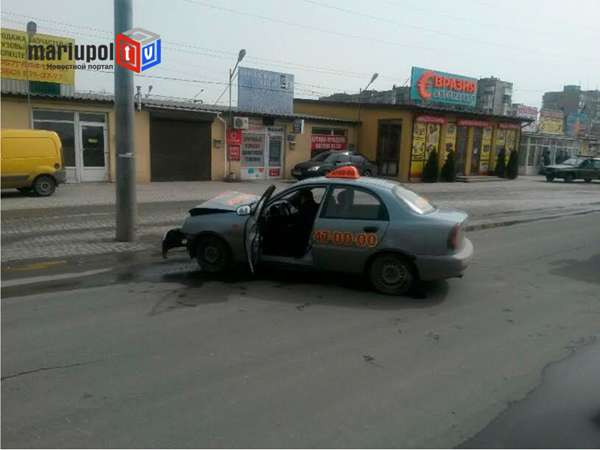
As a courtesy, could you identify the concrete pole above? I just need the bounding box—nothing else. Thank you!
[114,0,136,241]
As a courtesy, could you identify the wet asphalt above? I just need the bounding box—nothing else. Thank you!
[2,213,600,448]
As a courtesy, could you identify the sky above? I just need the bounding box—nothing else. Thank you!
[1,0,599,109]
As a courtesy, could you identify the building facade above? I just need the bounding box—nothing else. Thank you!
[295,99,527,182]
[319,85,410,105]
[1,90,356,183]
[542,85,600,138]
[476,77,513,116]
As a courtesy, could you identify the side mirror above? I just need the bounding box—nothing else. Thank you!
[236,205,251,216]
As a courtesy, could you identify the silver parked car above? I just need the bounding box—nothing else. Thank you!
[162,167,473,295]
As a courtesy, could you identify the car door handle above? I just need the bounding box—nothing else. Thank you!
[363,226,379,233]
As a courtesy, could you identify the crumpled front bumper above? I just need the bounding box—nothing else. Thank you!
[162,228,186,258]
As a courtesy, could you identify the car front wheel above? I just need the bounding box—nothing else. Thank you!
[545,175,554,182]
[369,254,416,295]
[584,178,592,183]
[363,169,372,177]
[196,236,231,273]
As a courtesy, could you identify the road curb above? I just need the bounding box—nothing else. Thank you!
[465,208,600,232]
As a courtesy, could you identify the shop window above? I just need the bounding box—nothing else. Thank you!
[33,120,76,167]
[312,127,346,136]
[80,113,106,123]
[33,110,74,122]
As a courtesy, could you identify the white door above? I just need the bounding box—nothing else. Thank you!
[79,123,107,182]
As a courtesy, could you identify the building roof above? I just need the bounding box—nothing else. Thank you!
[0,88,358,125]
[294,98,533,123]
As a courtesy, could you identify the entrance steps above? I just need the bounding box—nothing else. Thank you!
[455,175,507,182]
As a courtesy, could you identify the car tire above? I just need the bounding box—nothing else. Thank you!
[32,175,56,196]
[369,254,416,296]
[196,235,231,273]
[363,169,372,177]
[564,173,574,183]
[545,175,554,182]
[584,178,592,183]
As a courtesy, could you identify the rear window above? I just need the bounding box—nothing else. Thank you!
[393,186,435,214]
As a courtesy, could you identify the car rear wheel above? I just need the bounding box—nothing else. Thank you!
[369,254,416,295]
[563,173,574,183]
[363,169,372,177]
[584,178,592,183]
[196,236,231,273]
[545,175,554,182]
[32,175,56,196]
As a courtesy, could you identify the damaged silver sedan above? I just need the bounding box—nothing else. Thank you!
[162,168,473,295]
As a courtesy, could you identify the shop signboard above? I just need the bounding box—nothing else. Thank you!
[238,67,294,115]
[0,28,75,85]
[226,129,242,161]
[410,67,477,107]
[310,135,347,151]
[538,110,564,135]
[457,119,491,128]
[479,127,493,174]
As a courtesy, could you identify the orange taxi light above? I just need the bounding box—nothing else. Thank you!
[326,166,360,179]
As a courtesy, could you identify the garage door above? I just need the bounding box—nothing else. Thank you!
[150,118,211,181]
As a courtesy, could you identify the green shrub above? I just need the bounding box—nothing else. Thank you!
[506,150,519,179]
[422,150,439,182]
[495,148,506,178]
[441,150,456,182]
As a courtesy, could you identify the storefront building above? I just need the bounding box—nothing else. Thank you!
[1,90,356,183]
[518,132,600,175]
[295,99,526,182]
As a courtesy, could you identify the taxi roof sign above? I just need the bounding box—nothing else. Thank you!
[326,166,360,179]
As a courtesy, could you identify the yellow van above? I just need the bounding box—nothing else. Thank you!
[1,129,66,196]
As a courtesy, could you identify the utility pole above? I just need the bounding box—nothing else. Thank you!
[356,72,378,151]
[26,21,36,128]
[114,0,136,241]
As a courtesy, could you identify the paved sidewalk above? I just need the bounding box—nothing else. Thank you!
[2,176,599,263]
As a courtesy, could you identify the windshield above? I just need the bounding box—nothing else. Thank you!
[393,186,436,214]
[311,152,331,162]
[560,158,582,166]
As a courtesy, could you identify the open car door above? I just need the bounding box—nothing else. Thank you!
[244,184,276,273]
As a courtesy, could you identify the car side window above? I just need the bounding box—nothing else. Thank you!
[593,160,600,169]
[350,155,364,164]
[336,153,350,163]
[580,159,592,168]
[322,187,388,220]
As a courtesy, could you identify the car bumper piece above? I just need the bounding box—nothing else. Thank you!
[415,238,474,281]
[162,228,186,258]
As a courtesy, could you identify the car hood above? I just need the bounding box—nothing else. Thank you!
[294,160,327,170]
[189,191,259,215]
[546,164,576,170]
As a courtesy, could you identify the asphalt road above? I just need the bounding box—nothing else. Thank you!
[2,213,599,448]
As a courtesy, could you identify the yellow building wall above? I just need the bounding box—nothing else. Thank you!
[295,101,414,181]
[0,97,151,183]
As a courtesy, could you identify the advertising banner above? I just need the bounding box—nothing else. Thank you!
[238,67,294,115]
[566,112,588,137]
[479,127,493,174]
[410,123,441,179]
[0,28,75,85]
[538,110,564,135]
[310,135,347,151]
[515,104,538,132]
[410,66,477,107]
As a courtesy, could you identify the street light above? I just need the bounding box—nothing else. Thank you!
[356,72,378,151]
[26,20,37,128]
[193,88,205,103]
[225,49,246,180]
[228,49,246,125]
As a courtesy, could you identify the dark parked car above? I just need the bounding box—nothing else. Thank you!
[291,150,377,180]
[544,157,600,182]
